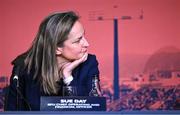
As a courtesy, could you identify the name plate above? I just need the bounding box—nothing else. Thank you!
[40,96,106,111]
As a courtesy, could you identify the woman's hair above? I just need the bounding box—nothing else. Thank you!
[24,11,79,94]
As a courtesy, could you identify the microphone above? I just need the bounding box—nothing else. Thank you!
[13,66,20,88]
[12,66,32,111]
[13,75,19,88]
[13,75,18,80]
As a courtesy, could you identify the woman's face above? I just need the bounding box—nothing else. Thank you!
[59,21,89,60]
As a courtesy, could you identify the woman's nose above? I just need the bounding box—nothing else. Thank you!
[82,37,89,47]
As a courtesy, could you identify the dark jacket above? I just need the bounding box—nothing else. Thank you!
[5,54,99,111]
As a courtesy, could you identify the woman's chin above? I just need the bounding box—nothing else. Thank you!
[67,53,87,61]
[79,53,86,58]
[74,54,84,60]
[68,56,82,61]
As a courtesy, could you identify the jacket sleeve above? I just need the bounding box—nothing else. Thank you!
[85,55,100,95]
[4,65,27,111]
[87,54,100,77]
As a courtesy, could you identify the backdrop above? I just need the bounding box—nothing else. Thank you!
[0,0,180,111]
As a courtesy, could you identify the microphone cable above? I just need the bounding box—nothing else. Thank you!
[15,86,32,111]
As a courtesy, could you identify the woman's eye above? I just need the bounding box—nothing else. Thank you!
[74,39,81,43]
[77,39,81,42]
[73,37,82,43]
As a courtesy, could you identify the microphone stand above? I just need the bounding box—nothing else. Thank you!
[13,75,31,111]
[13,75,19,110]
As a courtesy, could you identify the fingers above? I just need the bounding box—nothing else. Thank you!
[61,53,88,77]
[80,52,88,62]
[68,53,88,68]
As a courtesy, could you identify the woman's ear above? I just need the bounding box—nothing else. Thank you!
[56,47,63,55]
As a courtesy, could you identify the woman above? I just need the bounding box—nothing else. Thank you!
[5,11,101,111]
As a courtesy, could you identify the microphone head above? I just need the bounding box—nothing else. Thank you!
[13,75,18,80]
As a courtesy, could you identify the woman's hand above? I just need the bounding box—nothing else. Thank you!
[61,53,88,78]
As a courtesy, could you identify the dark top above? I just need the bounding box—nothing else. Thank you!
[5,54,99,111]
